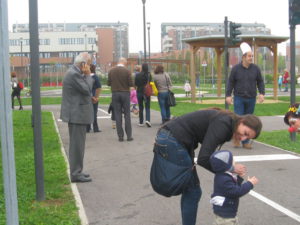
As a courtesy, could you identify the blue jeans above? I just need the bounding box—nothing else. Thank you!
[234,96,256,144]
[155,129,201,225]
[137,92,150,124]
[158,92,171,123]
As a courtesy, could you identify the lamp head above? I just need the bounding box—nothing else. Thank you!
[142,0,146,4]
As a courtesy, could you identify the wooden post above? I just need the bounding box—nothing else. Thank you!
[215,48,223,97]
[190,46,196,103]
[273,44,278,100]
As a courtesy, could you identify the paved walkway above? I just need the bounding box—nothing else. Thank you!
[43,104,300,225]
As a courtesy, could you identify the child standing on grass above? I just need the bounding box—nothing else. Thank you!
[184,80,191,97]
[209,150,258,225]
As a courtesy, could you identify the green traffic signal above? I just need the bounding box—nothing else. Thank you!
[229,22,242,44]
[289,0,300,25]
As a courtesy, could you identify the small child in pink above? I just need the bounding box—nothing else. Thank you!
[130,88,139,115]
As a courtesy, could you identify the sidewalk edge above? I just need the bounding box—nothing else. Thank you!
[51,112,89,225]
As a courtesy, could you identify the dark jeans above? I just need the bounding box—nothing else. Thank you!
[112,92,132,139]
[284,83,289,92]
[155,129,201,225]
[234,96,256,144]
[87,102,99,132]
[137,92,150,124]
[157,92,171,123]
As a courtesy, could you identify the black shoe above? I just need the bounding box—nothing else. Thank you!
[94,129,101,133]
[127,137,134,141]
[71,176,92,183]
[82,173,90,178]
[19,106,23,110]
[119,137,124,142]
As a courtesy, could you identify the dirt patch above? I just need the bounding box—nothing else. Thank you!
[181,99,284,104]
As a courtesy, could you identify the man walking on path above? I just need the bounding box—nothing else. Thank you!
[225,42,265,149]
[60,52,94,183]
[108,57,134,142]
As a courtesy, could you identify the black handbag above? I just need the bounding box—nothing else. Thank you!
[167,91,176,107]
[165,74,176,107]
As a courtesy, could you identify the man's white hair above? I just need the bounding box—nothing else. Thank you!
[118,57,127,65]
[74,52,91,65]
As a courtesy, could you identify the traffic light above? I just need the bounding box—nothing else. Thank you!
[229,22,242,44]
[289,0,300,25]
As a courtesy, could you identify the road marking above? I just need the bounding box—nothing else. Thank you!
[234,154,300,162]
[97,116,111,119]
[98,108,110,115]
[250,190,300,223]
[194,154,299,164]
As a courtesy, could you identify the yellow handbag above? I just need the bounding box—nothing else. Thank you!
[150,82,158,96]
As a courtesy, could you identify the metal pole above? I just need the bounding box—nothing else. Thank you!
[147,22,151,69]
[0,0,19,223]
[29,0,45,200]
[119,22,122,58]
[142,0,147,62]
[224,16,229,109]
[290,24,296,141]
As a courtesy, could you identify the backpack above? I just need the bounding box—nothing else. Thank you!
[150,143,194,197]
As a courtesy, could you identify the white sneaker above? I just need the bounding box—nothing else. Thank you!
[145,121,151,127]
[138,123,144,127]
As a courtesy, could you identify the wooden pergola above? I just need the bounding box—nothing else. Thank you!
[126,58,190,74]
[183,34,289,103]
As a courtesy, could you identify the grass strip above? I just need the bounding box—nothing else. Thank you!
[0,111,80,225]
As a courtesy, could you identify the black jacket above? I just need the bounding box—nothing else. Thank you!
[226,62,265,98]
[135,72,152,94]
[164,109,235,172]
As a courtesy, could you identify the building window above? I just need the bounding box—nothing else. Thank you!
[39,39,50,45]
[88,37,96,44]
[59,38,85,45]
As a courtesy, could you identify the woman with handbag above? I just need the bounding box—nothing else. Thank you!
[150,108,262,225]
[153,65,173,124]
[135,63,152,127]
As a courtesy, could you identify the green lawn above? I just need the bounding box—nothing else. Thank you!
[0,111,80,225]
[257,130,300,154]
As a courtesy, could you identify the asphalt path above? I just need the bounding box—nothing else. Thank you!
[40,104,300,225]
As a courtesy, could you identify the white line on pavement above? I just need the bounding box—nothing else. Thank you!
[250,190,300,223]
[98,108,110,115]
[194,154,299,164]
[97,116,111,119]
[234,154,300,162]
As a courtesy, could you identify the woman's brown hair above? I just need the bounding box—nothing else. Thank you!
[207,107,262,139]
[154,65,164,74]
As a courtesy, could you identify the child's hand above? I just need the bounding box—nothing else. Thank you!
[248,176,259,185]
[233,163,246,176]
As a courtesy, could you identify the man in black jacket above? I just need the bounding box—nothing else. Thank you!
[225,42,265,149]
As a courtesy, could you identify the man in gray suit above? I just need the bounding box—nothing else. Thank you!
[60,52,94,183]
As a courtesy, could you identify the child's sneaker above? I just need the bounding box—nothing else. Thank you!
[112,121,116,129]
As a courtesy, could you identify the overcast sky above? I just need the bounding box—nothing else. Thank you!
[7,0,297,54]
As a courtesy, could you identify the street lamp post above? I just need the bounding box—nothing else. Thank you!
[20,37,23,76]
[84,34,87,51]
[118,21,122,58]
[142,0,147,62]
[147,22,151,68]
